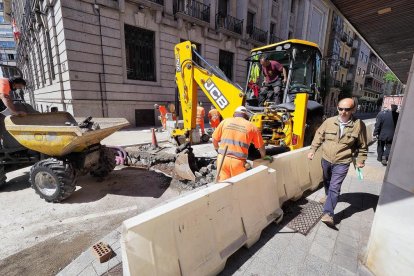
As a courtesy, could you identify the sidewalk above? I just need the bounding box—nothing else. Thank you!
[59,143,384,276]
[219,142,384,276]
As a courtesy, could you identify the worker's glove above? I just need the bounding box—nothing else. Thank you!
[262,155,273,163]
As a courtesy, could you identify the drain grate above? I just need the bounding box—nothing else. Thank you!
[283,198,324,235]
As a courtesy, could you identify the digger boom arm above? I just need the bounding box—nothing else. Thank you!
[174,41,245,138]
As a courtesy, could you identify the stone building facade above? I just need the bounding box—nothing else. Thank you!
[0,0,16,68]
[5,0,332,126]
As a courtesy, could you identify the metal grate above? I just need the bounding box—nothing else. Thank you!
[283,198,324,235]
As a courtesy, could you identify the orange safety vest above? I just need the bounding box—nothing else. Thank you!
[196,106,205,125]
[212,117,264,160]
[208,109,221,128]
[0,78,11,96]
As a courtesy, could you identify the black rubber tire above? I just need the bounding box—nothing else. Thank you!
[0,165,6,188]
[201,134,210,143]
[90,147,116,178]
[30,158,77,203]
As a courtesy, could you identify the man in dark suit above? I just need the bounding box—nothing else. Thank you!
[374,104,399,166]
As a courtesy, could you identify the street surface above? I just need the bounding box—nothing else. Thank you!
[0,164,181,275]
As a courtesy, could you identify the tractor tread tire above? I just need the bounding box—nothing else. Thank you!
[90,147,116,178]
[30,158,77,203]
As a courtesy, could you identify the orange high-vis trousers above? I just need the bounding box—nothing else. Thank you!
[216,154,246,181]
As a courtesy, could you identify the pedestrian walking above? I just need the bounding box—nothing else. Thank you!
[307,98,368,226]
[373,104,399,166]
[212,106,267,181]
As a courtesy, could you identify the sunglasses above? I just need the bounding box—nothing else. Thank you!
[338,107,352,111]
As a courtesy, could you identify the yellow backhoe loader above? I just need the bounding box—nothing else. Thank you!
[173,40,324,180]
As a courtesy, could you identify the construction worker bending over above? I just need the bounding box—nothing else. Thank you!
[208,105,221,130]
[212,106,266,181]
[0,77,27,115]
[196,101,205,135]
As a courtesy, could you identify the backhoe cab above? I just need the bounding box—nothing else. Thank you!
[172,40,324,181]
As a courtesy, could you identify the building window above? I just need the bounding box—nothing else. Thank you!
[364,55,368,63]
[247,11,255,34]
[7,54,14,60]
[362,70,365,76]
[360,52,364,60]
[357,67,361,75]
[219,50,234,80]
[125,24,156,81]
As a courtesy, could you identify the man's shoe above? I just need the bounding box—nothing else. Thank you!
[319,195,327,204]
[381,158,388,166]
[321,213,334,226]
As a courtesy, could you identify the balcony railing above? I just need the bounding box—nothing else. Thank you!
[269,34,283,44]
[246,25,268,44]
[173,0,210,23]
[215,13,243,35]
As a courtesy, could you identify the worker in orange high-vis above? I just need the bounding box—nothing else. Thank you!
[208,105,221,130]
[196,101,205,135]
[212,106,269,181]
[0,77,27,115]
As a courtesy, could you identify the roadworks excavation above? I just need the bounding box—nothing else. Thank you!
[125,144,218,191]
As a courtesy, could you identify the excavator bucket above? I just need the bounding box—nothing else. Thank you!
[174,151,196,181]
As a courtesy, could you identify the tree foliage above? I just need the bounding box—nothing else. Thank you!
[384,71,397,83]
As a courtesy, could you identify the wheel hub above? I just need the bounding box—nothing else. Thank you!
[35,171,58,197]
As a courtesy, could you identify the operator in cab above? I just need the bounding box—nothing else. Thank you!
[259,53,287,106]
[0,77,27,115]
[212,106,266,181]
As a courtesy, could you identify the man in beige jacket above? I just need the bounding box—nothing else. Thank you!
[308,98,367,226]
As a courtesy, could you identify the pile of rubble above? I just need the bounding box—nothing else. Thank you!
[125,144,217,190]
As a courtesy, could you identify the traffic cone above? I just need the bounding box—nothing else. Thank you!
[151,128,158,148]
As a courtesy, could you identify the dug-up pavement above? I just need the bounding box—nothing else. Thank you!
[59,131,385,276]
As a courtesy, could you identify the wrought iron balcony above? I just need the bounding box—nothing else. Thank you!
[173,0,210,23]
[269,34,283,44]
[215,13,243,35]
[246,25,268,44]
[334,80,341,87]
[340,32,348,42]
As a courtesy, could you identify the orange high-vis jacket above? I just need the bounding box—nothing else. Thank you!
[196,106,205,125]
[0,78,11,96]
[208,109,221,128]
[212,117,264,160]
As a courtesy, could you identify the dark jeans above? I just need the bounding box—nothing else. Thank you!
[321,159,350,217]
[259,80,282,106]
[377,140,392,161]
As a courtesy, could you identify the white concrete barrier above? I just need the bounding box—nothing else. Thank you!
[121,166,283,276]
[121,122,376,275]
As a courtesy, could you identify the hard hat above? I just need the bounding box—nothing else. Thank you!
[235,106,247,114]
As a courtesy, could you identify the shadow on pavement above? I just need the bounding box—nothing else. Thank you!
[63,167,171,204]
[335,192,379,223]
[0,172,30,192]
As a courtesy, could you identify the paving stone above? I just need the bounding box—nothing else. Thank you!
[309,242,334,262]
[242,257,279,276]
[100,229,122,247]
[57,250,95,276]
[251,243,283,265]
[298,254,332,276]
[313,234,337,250]
[289,233,312,253]
[317,225,339,240]
[334,240,359,258]
[78,265,98,276]
[275,245,307,275]
[262,233,291,254]
[332,252,358,274]
[218,247,255,276]
[92,255,121,276]
[337,233,359,248]
[329,263,355,276]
